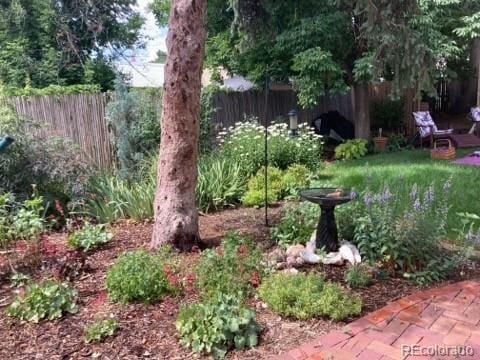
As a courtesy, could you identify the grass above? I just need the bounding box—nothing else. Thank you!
[314,149,480,236]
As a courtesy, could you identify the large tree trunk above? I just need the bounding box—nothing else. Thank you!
[474,38,480,106]
[456,38,480,111]
[151,0,207,251]
[352,82,371,139]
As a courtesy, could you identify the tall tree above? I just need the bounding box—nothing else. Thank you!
[0,0,143,90]
[151,0,207,250]
[454,7,480,106]
[201,0,480,138]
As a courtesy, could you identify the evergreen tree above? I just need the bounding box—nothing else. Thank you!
[0,0,143,91]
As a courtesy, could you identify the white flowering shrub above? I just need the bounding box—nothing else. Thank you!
[217,117,323,176]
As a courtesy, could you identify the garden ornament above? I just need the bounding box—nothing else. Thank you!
[0,136,14,153]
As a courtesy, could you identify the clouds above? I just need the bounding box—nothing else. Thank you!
[135,0,167,62]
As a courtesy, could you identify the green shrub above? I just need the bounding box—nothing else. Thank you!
[176,294,260,359]
[335,202,361,242]
[387,134,409,152]
[85,319,119,343]
[0,193,45,245]
[335,139,368,160]
[106,249,176,304]
[196,233,264,301]
[2,84,100,97]
[107,79,161,180]
[241,189,277,208]
[242,166,285,207]
[405,256,460,286]
[271,202,318,248]
[86,170,155,223]
[258,273,362,321]
[345,264,372,288]
[7,280,78,323]
[218,119,323,176]
[282,164,311,196]
[353,183,450,274]
[197,155,248,212]
[88,154,248,222]
[67,223,113,252]
[371,99,404,129]
[0,101,92,201]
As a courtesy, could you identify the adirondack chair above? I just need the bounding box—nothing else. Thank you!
[468,107,480,135]
[413,111,480,149]
[413,111,453,147]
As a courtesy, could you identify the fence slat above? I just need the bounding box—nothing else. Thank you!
[4,94,113,169]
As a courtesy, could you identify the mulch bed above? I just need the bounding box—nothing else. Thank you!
[0,205,479,360]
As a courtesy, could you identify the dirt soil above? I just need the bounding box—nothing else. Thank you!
[0,205,479,360]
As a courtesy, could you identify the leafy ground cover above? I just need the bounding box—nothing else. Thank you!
[1,205,479,359]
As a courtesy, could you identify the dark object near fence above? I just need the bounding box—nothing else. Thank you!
[312,111,355,145]
[0,136,14,153]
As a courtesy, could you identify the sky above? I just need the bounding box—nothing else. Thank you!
[124,0,168,64]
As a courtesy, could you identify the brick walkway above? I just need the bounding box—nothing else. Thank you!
[274,280,480,360]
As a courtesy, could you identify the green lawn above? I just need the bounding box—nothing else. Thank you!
[315,149,480,235]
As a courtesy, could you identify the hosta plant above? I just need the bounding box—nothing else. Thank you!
[67,223,113,252]
[7,280,78,323]
[335,139,368,160]
[176,294,261,359]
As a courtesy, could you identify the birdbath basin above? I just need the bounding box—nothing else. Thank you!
[299,188,354,252]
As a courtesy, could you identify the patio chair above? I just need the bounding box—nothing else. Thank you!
[413,110,480,149]
[413,111,453,147]
[468,106,480,135]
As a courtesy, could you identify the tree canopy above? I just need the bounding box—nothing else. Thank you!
[152,0,480,107]
[0,0,144,91]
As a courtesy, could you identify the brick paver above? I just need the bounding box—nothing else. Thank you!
[272,280,480,360]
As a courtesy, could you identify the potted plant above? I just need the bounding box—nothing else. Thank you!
[373,128,388,151]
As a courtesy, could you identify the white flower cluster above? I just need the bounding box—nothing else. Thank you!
[216,118,323,146]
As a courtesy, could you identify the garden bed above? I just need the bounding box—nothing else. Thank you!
[1,206,478,359]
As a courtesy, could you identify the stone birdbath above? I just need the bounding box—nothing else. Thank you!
[299,188,354,253]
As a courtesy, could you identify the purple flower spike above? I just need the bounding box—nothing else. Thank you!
[380,187,393,205]
[413,198,422,211]
[410,183,418,200]
[424,185,435,206]
[364,192,373,208]
[443,179,452,193]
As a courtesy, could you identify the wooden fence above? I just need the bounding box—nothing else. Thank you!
[212,82,417,135]
[7,94,114,168]
[211,89,353,130]
[2,82,417,171]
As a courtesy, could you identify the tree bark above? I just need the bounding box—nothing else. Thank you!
[352,82,371,139]
[151,0,207,250]
[456,38,480,111]
[474,38,480,106]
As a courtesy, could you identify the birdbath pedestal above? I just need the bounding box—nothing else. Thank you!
[299,188,353,253]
